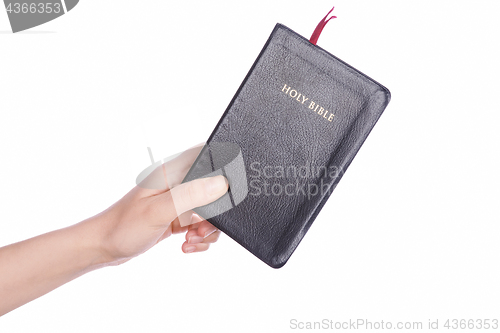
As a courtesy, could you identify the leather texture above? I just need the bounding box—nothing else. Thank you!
[183,23,391,268]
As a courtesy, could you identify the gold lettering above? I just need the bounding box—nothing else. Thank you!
[282,84,291,94]
[281,83,335,123]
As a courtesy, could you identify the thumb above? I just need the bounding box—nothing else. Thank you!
[161,175,228,225]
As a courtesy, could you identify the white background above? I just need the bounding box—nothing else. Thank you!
[1,1,499,332]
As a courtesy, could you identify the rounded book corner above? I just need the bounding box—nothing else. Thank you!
[373,85,392,107]
[381,86,392,105]
[267,256,290,269]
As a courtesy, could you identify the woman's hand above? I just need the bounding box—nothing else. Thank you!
[0,143,227,316]
[93,144,228,265]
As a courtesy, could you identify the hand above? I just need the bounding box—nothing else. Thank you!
[0,143,227,316]
[92,144,228,266]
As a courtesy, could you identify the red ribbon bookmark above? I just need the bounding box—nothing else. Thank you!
[309,6,336,45]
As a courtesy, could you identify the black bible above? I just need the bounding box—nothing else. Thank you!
[183,23,391,268]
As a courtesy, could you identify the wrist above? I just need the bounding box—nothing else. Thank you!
[74,215,116,269]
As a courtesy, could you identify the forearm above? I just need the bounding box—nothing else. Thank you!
[0,167,227,316]
[0,218,107,316]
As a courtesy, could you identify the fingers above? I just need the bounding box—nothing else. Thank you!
[155,211,193,244]
[154,211,222,251]
[156,175,228,225]
[169,211,199,234]
[183,242,210,254]
[182,230,221,254]
[136,143,205,196]
[188,219,219,240]
[181,215,221,253]
[198,230,221,243]
[185,216,219,243]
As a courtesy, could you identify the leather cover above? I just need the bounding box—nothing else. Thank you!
[182,23,391,268]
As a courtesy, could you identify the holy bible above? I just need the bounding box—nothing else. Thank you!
[182,23,391,268]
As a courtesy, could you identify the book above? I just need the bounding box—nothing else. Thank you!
[183,23,391,268]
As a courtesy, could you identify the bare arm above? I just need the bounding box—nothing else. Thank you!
[0,146,227,316]
[0,219,107,316]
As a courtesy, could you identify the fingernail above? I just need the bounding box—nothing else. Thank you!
[204,229,217,238]
[191,213,204,224]
[205,175,228,196]
[185,246,196,253]
[188,236,204,244]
